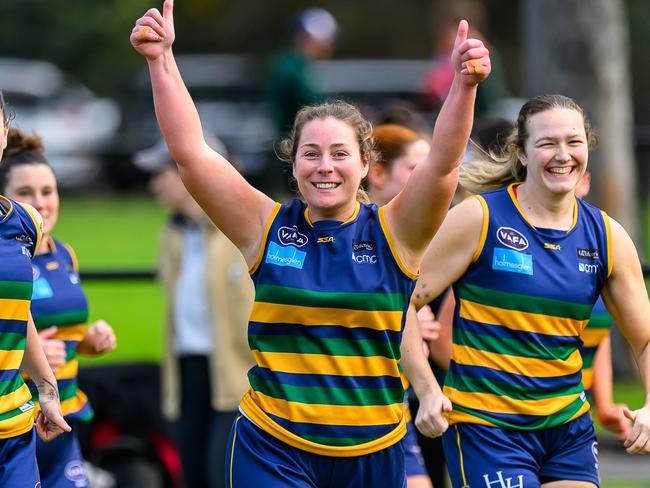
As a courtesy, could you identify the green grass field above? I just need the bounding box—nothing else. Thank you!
[55,195,166,364]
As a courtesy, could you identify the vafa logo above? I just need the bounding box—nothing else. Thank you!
[278,226,308,247]
[496,226,529,251]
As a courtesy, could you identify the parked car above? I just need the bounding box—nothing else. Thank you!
[0,58,121,189]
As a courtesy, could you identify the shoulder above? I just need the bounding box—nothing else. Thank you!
[13,201,43,252]
[53,238,80,271]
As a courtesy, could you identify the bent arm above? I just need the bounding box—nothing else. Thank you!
[411,196,484,310]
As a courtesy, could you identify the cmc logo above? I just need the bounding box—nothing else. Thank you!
[496,227,529,251]
[578,262,599,273]
[352,252,377,264]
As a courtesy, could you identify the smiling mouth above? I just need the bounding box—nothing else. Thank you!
[547,166,574,175]
[312,182,340,189]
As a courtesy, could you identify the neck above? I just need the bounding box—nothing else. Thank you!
[308,200,358,223]
[36,233,51,255]
[516,182,575,230]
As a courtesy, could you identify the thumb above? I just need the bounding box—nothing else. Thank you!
[163,0,174,22]
[623,407,636,422]
[39,327,58,340]
[454,19,469,49]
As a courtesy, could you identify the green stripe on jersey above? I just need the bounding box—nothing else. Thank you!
[33,310,88,329]
[458,283,593,320]
[0,374,26,397]
[446,370,584,401]
[0,281,32,300]
[0,332,26,351]
[453,327,575,361]
[302,434,376,446]
[453,396,585,430]
[587,312,613,329]
[0,404,32,422]
[249,374,403,407]
[249,334,400,359]
[255,284,406,311]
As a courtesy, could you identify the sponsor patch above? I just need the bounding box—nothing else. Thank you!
[64,460,87,483]
[317,236,335,243]
[577,248,599,260]
[496,226,529,251]
[278,226,308,247]
[18,401,34,413]
[352,252,377,264]
[265,241,306,269]
[32,277,54,300]
[16,234,33,245]
[352,240,374,252]
[578,262,599,274]
[492,248,533,275]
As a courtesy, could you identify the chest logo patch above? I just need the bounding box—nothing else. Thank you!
[492,248,533,275]
[278,226,308,247]
[496,226,529,251]
[265,241,306,269]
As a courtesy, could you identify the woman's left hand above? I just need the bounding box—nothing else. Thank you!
[623,405,650,453]
[414,390,452,438]
[451,20,491,87]
[81,320,117,354]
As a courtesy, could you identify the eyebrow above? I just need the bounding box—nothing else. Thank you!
[534,134,585,144]
[299,143,349,149]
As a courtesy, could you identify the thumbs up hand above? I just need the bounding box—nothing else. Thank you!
[131,0,176,61]
[451,20,491,86]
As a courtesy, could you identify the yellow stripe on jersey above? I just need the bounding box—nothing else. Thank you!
[451,344,583,378]
[602,210,613,278]
[582,370,594,390]
[459,299,587,337]
[251,302,403,332]
[60,392,88,415]
[54,359,79,381]
[378,206,419,279]
[250,389,403,426]
[240,391,407,457]
[0,383,32,416]
[16,202,43,253]
[252,350,399,377]
[471,195,489,262]
[444,386,584,416]
[0,350,29,370]
[0,298,30,321]
[52,323,86,341]
[249,203,282,274]
[0,407,35,439]
[581,328,610,348]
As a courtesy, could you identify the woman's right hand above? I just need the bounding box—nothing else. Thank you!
[130,0,175,61]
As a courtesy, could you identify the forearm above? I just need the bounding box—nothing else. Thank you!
[591,336,615,412]
[636,341,650,408]
[148,51,205,164]
[401,305,442,400]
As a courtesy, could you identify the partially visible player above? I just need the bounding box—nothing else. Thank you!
[0,90,70,487]
[576,171,630,440]
[368,123,434,488]
[1,128,116,488]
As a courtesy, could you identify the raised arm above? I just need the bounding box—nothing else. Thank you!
[383,20,490,271]
[130,0,276,265]
[411,196,485,310]
[600,217,650,453]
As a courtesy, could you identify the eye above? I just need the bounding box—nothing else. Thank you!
[569,139,584,146]
[303,150,319,159]
[333,150,349,158]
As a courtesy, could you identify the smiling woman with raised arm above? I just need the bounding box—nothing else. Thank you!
[0,91,70,488]
[131,2,490,486]
[412,94,650,488]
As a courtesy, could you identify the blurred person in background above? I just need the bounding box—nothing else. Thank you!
[130,1,490,485]
[1,128,116,488]
[367,123,433,488]
[412,94,650,487]
[266,7,338,138]
[575,171,630,441]
[0,91,70,487]
[133,136,254,488]
[423,0,510,118]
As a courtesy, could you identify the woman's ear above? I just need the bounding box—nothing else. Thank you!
[517,148,527,167]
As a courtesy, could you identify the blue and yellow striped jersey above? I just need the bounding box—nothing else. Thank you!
[27,237,92,421]
[444,184,611,430]
[579,296,612,391]
[239,199,417,456]
[0,196,42,438]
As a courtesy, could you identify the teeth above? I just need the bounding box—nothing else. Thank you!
[314,183,338,189]
[548,167,571,175]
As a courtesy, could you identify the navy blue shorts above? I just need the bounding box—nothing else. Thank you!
[0,428,40,487]
[36,425,88,488]
[404,420,428,478]
[226,415,406,488]
[442,414,599,488]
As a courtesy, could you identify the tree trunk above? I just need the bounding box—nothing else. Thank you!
[522,0,638,378]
